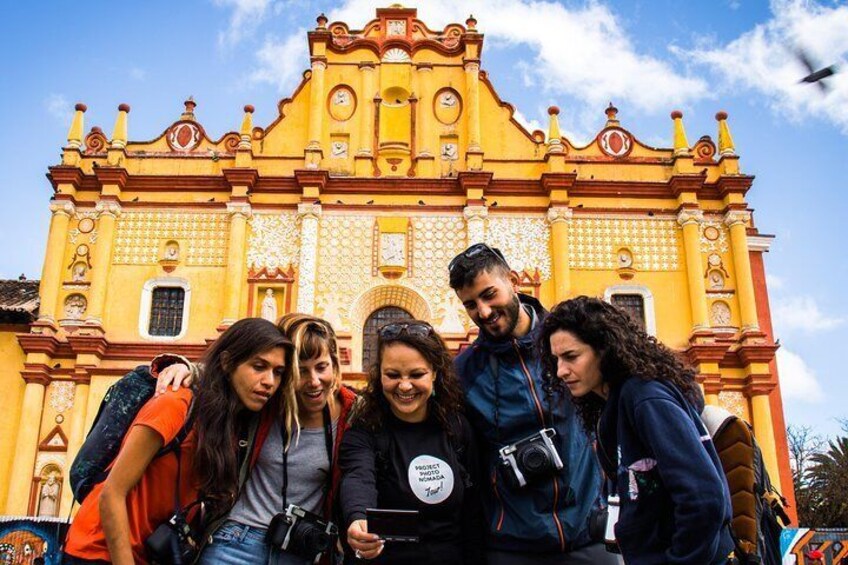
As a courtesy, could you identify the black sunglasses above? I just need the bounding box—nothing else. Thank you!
[378,322,435,340]
[448,243,509,273]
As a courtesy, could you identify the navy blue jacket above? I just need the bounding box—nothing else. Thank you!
[454,294,602,553]
[596,378,734,564]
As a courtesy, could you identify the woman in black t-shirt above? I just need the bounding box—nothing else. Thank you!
[340,321,484,564]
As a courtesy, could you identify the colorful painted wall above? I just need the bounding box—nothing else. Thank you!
[0,5,794,521]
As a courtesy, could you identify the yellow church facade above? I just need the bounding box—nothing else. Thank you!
[0,5,794,518]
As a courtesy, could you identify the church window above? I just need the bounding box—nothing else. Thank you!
[139,277,191,341]
[149,287,185,336]
[610,294,646,332]
[362,306,413,371]
[603,284,656,336]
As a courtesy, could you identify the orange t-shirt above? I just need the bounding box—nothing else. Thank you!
[65,388,197,564]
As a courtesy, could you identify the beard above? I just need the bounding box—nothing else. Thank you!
[478,292,522,341]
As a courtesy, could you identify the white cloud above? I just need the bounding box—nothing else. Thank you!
[512,108,543,134]
[776,347,824,403]
[215,0,273,48]
[249,31,309,92]
[766,273,785,290]
[328,0,706,115]
[45,94,71,124]
[682,0,848,132]
[772,295,844,333]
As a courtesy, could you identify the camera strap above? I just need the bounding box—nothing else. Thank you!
[279,404,335,511]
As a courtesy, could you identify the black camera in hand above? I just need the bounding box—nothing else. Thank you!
[266,504,338,564]
[499,428,564,488]
[145,511,199,565]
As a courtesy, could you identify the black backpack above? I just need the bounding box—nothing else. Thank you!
[69,365,194,503]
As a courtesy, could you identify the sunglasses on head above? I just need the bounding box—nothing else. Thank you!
[448,243,509,273]
[378,321,435,340]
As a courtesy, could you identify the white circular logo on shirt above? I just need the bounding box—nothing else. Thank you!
[408,455,454,505]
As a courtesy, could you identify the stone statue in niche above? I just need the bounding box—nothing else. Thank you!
[333,89,351,106]
[317,293,345,331]
[164,242,179,261]
[37,475,60,517]
[64,294,87,320]
[711,302,731,327]
[72,262,86,282]
[261,288,278,322]
[440,92,458,107]
[708,269,724,290]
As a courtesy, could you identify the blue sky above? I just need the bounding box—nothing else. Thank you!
[1,0,846,438]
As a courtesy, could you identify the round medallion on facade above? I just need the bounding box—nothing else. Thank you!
[78,217,95,234]
[433,88,462,125]
[167,121,202,152]
[598,128,633,158]
[704,225,720,241]
[76,244,89,257]
[328,86,357,121]
[708,253,722,267]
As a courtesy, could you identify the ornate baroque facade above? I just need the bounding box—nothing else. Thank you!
[0,6,794,520]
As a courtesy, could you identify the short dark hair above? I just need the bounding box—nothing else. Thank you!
[448,244,511,290]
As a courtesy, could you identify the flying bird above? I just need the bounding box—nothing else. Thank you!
[796,48,837,93]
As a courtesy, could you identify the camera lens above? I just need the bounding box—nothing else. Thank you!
[518,444,552,476]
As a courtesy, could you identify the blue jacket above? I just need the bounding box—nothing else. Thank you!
[454,294,602,553]
[596,378,734,564]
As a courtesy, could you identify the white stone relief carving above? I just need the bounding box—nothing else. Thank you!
[49,382,76,414]
[247,213,300,270]
[569,217,681,271]
[487,217,552,280]
[114,212,230,266]
[711,301,732,326]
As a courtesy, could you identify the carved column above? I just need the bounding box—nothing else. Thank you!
[37,201,75,326]
[59,377,90,514]
[463,205,488,246]
[355,62,376,177]
[677,208,709,331]
[305,59,327,169]
[5,372,48,514]
[296,203,322,314]
[464,60,483,170]
[222,202,252,326]
[85,200,122,327]
[750,387,781,491]
[725,209,759,331]
[547,206,573,302]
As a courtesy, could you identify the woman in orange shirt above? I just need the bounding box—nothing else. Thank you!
[63,318,294,565]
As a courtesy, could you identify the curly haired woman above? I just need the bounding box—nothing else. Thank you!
[537,297,734,565]
[340,321,484,564]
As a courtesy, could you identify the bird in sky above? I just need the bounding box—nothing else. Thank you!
[796,48,837,93]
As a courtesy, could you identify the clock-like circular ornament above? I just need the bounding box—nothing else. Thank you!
[704,225,720,241]
[78,218,95,233]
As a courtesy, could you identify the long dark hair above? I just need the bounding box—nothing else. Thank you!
[537,296,702,433]
[193,318,293,512]
[353,322,464,440]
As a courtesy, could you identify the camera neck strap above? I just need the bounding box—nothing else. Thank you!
[279,403,334,512]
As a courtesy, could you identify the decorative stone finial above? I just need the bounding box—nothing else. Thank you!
[181,97,197,120]
[239,105,254,150]
[671,110,690,157]
[111,104,130,149]
[547,106,563,154]
[66,103,87,149]
[316,13,328,28]
[715,111,736,156]
[466,15,477,30]
[605,102,619,126]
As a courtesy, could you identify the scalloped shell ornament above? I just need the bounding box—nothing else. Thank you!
[382,48,411,63]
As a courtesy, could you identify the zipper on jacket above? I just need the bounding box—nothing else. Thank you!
[491,469,506,531]
[512,341,546,427]
[512,341,566,551]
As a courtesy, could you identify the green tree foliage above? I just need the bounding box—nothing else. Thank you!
[804,436,848,527]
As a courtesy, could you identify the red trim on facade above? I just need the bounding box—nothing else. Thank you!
[749,249,797,521]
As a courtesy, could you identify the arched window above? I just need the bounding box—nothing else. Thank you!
[362,306,413,372]
[604,284,656,336]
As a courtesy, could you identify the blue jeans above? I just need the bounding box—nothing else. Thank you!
[199,520,311,565]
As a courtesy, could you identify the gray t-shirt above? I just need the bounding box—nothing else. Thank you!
[229,417,336,530]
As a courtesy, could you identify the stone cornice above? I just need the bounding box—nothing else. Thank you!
[47,166,85,192]
[456,170,493,192]
[94,166,129,190]
[294,169,330,191]
[222,168,259,190]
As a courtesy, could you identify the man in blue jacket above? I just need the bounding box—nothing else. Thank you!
[449,243,618,564]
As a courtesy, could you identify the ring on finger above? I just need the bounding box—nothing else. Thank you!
[355,549,363,559]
